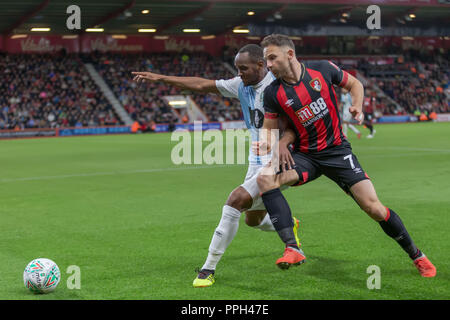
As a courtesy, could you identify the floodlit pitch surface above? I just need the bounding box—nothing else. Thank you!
[0,122,449,300]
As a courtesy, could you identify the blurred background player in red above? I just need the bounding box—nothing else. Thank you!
[363,89,376,138]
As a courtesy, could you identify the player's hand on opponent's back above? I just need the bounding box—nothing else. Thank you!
[349,105,364,125]
[132,71,164,83]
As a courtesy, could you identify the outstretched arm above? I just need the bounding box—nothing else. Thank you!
[132,71,220,95]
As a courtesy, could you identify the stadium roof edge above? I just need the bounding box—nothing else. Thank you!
[1,0,448,36]
[160,0,450,7]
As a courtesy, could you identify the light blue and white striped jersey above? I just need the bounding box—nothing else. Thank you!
[216,72,276,165]
[340,92,353,115]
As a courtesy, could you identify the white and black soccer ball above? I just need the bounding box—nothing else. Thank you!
[23,258,61,293]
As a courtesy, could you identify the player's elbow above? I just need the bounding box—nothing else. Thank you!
[197,79,217,94]
[198,83,211,92]
[190,84,206,93]
[182,80,209,93]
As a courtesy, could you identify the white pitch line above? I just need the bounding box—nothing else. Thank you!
[356,146,450,153]
[361,152,450,159]
[0,164,242,183]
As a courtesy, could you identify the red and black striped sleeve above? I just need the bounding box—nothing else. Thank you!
[263,84,281,119]
[320,60,349,88]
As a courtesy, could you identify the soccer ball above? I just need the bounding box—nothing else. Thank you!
[23,258,61,293]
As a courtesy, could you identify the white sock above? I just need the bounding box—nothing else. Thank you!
[343,123,348,136]
[202,205,241,271]
[253,213,276,231]
[348,124,360,134]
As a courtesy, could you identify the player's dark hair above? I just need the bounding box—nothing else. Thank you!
[238,44,265,64]
[260,34,295,51]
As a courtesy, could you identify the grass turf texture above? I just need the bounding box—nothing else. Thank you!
[0,122,449,300]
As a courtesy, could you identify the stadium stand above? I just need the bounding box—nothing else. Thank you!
[0,48,448,131]
[357,49,449,116]
[91,52,243,126]
[0,52,121,130]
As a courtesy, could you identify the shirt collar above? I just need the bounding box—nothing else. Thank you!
[251,71,272,90]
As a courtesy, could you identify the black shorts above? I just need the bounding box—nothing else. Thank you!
[365,113,374,121]
[290,144,369,194]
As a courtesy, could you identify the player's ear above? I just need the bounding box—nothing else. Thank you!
[286,48,295,60]
[257,59,265,69]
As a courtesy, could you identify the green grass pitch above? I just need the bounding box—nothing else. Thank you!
[0,122,449,300]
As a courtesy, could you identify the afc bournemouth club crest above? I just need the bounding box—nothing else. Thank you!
[310,78,322,92]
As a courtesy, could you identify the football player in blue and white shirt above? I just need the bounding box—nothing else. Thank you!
[340,88,361,139]
[132,44,302,287]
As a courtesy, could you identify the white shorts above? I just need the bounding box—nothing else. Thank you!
[241,164,288,211]
[241,165,266,211]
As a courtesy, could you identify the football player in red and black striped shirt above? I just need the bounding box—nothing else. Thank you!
[255,34,435,277]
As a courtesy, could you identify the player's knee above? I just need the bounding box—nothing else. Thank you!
[256,173,278,193]
[360,200,386,221]
[245,215,259,227]
[226,188,252,211]
[244,211,265,227]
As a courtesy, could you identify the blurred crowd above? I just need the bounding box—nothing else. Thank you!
[358,49,449,116]
[0,48,448,131]
[91,52,242,128]
[0,52,120,130]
